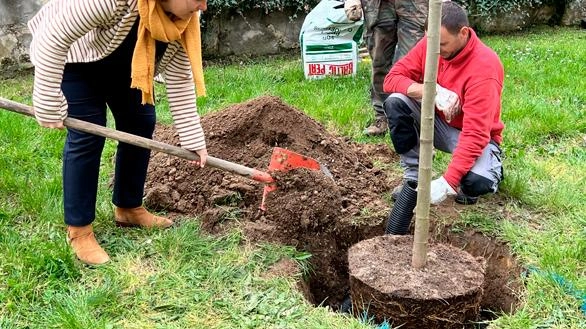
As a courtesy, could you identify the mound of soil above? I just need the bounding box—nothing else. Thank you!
[146,95,397,224]
[145,96,396,301]
[144,95,522,313]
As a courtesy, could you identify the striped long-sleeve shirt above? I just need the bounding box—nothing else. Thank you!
[28,0,206,151]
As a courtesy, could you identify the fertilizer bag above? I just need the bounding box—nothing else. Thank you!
[299,0,364,79]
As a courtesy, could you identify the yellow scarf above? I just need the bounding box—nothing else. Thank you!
[131,0,206,105]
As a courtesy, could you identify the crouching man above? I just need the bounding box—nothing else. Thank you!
[383,1,504,205]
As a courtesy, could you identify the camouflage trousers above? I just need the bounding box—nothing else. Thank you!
[361,0,427,118]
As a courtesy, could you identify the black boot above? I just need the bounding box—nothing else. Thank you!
[455,192,479,205]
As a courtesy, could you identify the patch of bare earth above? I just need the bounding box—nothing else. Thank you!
[145,96,523,326]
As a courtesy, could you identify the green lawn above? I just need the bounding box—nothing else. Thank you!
[1,27,585,328]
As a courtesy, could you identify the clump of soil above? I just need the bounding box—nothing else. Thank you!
[260,168,342,243]
[144,95,523,315]
[348,235,485,328]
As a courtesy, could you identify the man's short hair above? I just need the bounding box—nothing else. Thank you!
[441,2,470,34]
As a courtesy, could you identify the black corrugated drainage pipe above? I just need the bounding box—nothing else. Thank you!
[385,180,417,235]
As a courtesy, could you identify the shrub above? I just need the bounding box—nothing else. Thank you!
[456,0,565,25]
[201,0,567,31]
[205,0,320,17]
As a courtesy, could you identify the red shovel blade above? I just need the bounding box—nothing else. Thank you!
[267,147,322,172]
[259,147,324,211]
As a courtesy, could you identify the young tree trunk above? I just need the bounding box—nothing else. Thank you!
[411,0,442,269]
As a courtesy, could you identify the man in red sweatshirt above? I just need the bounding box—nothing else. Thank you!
[383,1,504,205]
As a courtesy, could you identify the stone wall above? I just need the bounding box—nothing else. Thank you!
[563,0,586,26]
[0,0,47,71]
[202,8,305,58]
[0,0,584,73]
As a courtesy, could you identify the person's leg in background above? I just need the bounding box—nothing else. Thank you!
[61,64,111,265]
[393,0,428,62]
[362,0,397,136]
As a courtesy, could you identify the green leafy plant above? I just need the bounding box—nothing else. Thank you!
[458,0,566,27]
[204,0,320,17]
[466,0,544,16]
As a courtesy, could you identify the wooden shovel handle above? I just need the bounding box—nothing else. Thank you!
[0,97,274,184]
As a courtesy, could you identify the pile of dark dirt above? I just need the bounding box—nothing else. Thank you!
[144,95,522,315]
[145,95,397,233]
[145,95,397,304]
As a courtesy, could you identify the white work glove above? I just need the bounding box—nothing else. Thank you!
[435,84,461,122]
[344,0,362,21]
[430,176,457,204]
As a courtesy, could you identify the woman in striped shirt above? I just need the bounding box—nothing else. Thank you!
[28,0,209,265]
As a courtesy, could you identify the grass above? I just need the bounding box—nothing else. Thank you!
[1,26,585,328]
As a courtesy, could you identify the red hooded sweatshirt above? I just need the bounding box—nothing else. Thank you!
[383,29,505,188]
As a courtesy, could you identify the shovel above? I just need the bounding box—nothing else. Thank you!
[0,97,330,211]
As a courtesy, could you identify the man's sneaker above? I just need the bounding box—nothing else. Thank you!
[455,192,478,205]
[363,117,388,136]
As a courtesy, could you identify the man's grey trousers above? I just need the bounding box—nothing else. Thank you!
[383,93,503,197]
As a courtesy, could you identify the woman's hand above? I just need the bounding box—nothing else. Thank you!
[192,148,208,168]
[38,119,64,129]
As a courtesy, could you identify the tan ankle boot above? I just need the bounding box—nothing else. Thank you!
[114,206,173,228]
[67,225,110,265]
